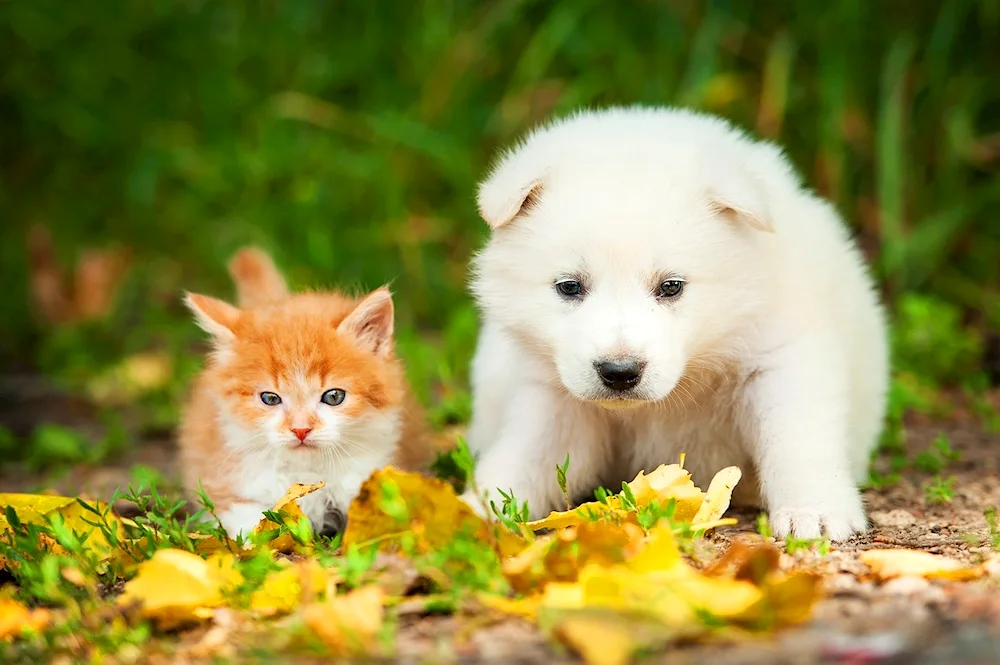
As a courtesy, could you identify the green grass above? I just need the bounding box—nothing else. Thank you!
[985,507,1000,551]
[924,475,957,505]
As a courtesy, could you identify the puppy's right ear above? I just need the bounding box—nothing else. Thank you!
[704,156,774,233]
[476,148,546,230]
[184,292,240,343]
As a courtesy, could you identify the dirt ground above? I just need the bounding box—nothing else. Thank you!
[2,402,1000,664]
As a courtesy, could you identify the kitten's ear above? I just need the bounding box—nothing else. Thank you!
[184,292,240,342]
[704,158,774,233]
[338,287,394,356]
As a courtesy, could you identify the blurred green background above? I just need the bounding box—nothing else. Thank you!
[1,0,998,471]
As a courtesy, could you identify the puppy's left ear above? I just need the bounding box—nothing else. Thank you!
[477,147,546,230]
[705,160,774,233]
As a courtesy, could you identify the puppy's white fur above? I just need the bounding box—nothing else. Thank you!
[464,106,889,541]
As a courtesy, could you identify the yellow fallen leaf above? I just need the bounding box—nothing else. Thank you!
[342,468,523,557]
[700,537,822,627]
[625,523,684,573]
[476,459,816,650]
[250,558,333,617]
[252,482,325,552]
[118,549,243,630]
[503,522,642,594]
[0,495,77,521]
[0,599,50,640]
[493,522,818,638]
[303,585,385,656]
[552,613,636,665]
[545,609,683,665]
[751,569,823,626]
[0,494,124,570]
[526,502,619,532]
[476,592,541,620]
[526,463,741,532]
[542,561,764,629]
[625,465,703,517]
[860,549,985,582]
[691,466,742,524]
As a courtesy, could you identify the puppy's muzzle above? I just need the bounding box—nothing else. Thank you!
[594,358,645,392]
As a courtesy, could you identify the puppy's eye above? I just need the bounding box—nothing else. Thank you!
[656,280,685,299]
[260,392,282,406]
[321,388,346,406]
[555,280,584,298]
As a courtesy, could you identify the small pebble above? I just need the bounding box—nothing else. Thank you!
[869,509,917,528]
[882,576,931,595]
[820,630,908,662]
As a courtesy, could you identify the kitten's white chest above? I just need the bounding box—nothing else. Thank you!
[234,449,392,532]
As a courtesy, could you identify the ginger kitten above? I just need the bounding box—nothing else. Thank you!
[178,247,433,539]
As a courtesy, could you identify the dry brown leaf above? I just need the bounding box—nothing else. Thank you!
[341,468,524,557]
[118,549,243,630]
[0,598,51,640]
[860,549,985,582]
[26,224,72,325]
[176,609,239,661]
[26,224,130,326]
[73,246,132,320]
[303,585,385,656]
[702,538,781,583]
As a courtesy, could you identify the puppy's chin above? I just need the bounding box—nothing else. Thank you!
[593,399,646,412]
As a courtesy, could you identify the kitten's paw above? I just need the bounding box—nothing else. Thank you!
[217,502,268,540]
[318,507,346,538]
[459,489,490,519]
[768,497,867,542]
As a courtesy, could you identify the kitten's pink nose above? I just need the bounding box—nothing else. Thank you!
[291,427,312,442]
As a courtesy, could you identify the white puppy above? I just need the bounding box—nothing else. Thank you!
[463,106,889,541]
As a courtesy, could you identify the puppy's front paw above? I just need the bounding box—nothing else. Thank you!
[768,496,867,542]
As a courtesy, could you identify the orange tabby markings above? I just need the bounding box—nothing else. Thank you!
[178,247,435,540]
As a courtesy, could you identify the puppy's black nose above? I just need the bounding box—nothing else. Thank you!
[595,359,644,391]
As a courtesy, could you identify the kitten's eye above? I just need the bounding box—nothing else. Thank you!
[555,279,584,299]
[260,392,282,406]
[321,388,346,406]
[656,279,685,299]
